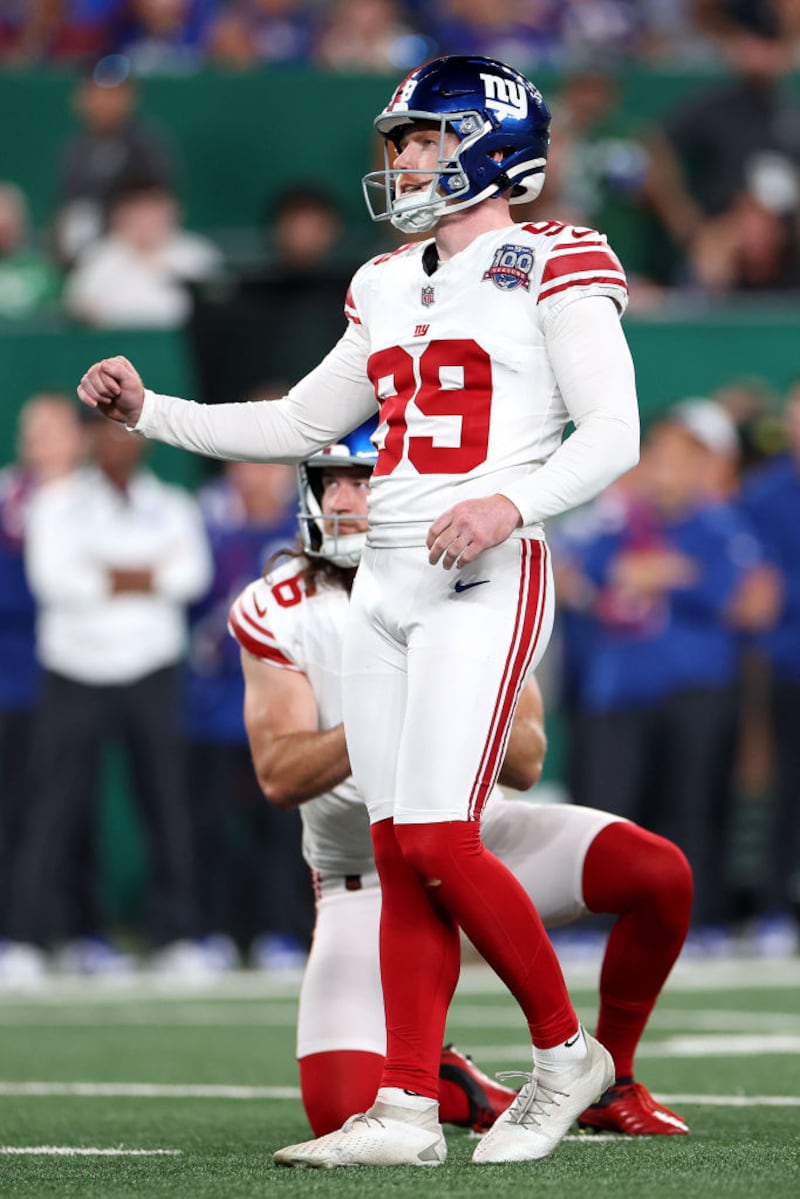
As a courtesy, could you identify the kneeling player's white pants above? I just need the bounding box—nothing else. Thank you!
[296,799,622,1059]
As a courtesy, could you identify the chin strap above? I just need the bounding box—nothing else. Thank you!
[391,201,445,234]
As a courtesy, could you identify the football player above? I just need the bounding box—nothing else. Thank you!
[78,55,641,1166]
[227,422,691,1140]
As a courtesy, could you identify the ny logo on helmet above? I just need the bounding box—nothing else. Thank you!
[479,73,528,122]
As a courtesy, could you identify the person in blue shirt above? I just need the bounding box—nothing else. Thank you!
[557,400,768,930]
[739,384,800,940]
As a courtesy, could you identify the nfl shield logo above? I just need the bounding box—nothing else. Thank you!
[482,244,533,291]
[421,285,435,306]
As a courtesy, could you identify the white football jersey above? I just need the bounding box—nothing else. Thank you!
[228,559,374,878]
[346,220,628,546]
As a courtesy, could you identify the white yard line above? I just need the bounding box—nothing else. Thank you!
[0,1146,182,1156]
[459,1033,800,1061]
[0,1082,300,1099]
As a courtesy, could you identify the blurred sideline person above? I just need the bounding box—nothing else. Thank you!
[54,69,175,267]
[227,424,691,1138]
[65,178,221,329]
[739,384,800,943]
[0,396,85,959]
[78,54,640,1168]
[2,412,212,982]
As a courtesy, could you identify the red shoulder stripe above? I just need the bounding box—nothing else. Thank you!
[541,248,624,287]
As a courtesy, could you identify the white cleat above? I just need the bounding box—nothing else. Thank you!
[472,1032,614,1164]
[273,1098,447,1169]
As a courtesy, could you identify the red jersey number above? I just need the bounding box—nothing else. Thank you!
[367,339,492,477]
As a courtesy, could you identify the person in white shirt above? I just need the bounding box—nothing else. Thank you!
[5,410,212,969]
[65,178,221,329]
[77,55,639,1167]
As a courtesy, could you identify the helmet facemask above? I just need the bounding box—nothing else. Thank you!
[363,112,492,233]
[298,436,376,570]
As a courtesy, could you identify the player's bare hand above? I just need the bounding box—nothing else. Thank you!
[77,356,145,426]
[427,495,522,569]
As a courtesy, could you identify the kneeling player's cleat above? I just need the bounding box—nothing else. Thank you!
[472,1031,614,1164]
[273,1097,447,1168]
[578,1080,689,1136]
[439,1043,517,1132]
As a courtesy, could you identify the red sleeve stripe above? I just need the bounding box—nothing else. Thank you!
[541,248,624,285]
[344,286,362,325]
[547,240,608,252]
[228,610,298,670]
[238,603,281,644]
[538,274,628,303]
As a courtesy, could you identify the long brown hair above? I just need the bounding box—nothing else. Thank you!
[264,539,356,594]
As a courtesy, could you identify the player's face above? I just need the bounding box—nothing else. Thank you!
[392,123,460,201]
[320,466,370,535]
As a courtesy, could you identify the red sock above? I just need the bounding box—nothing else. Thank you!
[298,1047,500,1133]
[371,819,460,1099]
[299,1051,384,1136]
[395,820,578,1047]
[438,1076,471,1125]
[582,821,693,1079]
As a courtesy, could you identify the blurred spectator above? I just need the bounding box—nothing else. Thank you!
[54,67,175,266]
[558,0,645,64]
[65,177,222,328]
[0,183,61,320]
[526,70,682,301]
[716,375,788,473]
[557,401,769,932]
[185,440,314,968]
[739,383,800,941]
[0,0,122,64]
[659,15,800,291]
[0,395,84,947]
[113,0,220,74]
[3,413,213,981]
[427,0,562,64]
[208,0,317,68]
[315,0,430,71]
[189,185,354,404]
[688,177,800,293]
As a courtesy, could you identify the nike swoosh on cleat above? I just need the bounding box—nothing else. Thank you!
[454,579,490,593]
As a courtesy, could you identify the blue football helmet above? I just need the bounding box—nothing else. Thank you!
[363,55,551,234]
[297,416,378,568]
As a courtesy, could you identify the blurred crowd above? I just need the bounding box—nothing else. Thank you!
[3,3,800,325]
[2,0,800,73]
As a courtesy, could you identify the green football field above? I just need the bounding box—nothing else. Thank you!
[0,958,798,1199]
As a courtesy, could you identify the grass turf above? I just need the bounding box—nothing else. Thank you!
[0,962,798,1198]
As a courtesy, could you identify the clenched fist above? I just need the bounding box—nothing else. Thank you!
[77,356,145,426]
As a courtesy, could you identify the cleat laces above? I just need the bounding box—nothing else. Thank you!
[495,1071,568,1129]
[341,1112,384,1133]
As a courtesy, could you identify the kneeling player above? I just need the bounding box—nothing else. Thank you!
[228,423,691,1138]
